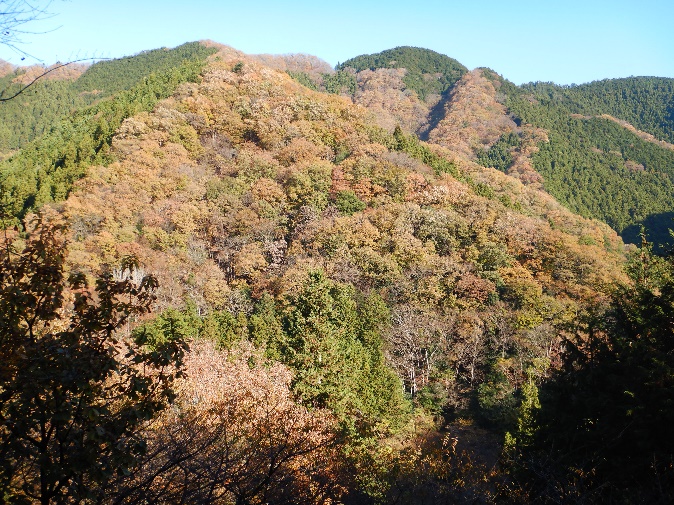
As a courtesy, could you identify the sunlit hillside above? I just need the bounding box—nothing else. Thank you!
[2,42,673,504]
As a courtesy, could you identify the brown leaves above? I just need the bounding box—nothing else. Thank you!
[120,340,342,504]
[429,69,518,158]
[0,217,185,503]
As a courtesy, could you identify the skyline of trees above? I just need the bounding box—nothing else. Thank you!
[1,41,673,503]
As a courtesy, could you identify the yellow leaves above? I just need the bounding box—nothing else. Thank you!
[351,247,401,287]
[169,204,203,235]
[233,242,268,280]
[203,277,232,309]
[230,208,260,235]
[515,311,544,330]
[283,161,332,209]
[311,214,382,262]
[408,257,454,307]
[250,178,287,219]
[275,137,330,167]
[500,264,544,309]
[92,230,118,262]
[142,226,187,252]
[391,232,427,267]
[179,92,215,127]
[343,216,381,249]
[49,48,628,354]
[115,114,151,139]
[213,109,246,143]
[169,123,203,157]
[289,95,330,122]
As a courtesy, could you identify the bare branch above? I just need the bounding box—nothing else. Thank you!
[0,1,55,52]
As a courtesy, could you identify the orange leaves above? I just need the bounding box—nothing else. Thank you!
[455,273,497,305]
[49,49,629,405]
[276,137,330,167]
[251,177,285,204]
[353,67,430,133]
[135,340,342,504]
[404,172,430,201]
[428,69,518,158]
[250,177,287,218]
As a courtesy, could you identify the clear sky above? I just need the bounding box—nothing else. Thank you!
[1,0,673,85]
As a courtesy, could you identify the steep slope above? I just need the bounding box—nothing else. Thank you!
[497,75,674,248]
[287,47,469,137]
[368,57,674,248]
[5,42,674,502]
[427,68,548,187]
[337,46,468,101]
[520,77,674,143]
[54,47,626,435]
[0,42,217,221]
[0,42,217,154]
[428,69,517,157]
[340,47,467,136]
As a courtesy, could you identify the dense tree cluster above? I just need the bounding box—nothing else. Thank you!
[521,77,674,143]
[337,46,468,101]
[483,72,674,249]
[286,69,357,96]
[35,48,628,501]
[476,132,521,172]
[2,42,673,503]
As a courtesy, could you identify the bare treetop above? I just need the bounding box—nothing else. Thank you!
[0,0,56,59]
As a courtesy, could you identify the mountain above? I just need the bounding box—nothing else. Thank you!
[1,42,673,503]
[337,46,468,101]
[0,42,217,155]
[495,74,674,249]
[0,41,218,220]
[284,48,674,250]
[52,42,625,495]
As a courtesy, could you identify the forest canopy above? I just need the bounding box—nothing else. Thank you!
[337,46,468,101]
[1,41,673,503]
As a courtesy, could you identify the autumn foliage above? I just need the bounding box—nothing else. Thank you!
[3,41,670,503]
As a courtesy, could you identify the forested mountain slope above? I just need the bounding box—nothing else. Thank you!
[337,46,468,101]
[2,42,672,503]
[286,48,674,249]
[0,42,216,154]
[427,67,674,249]
[54,44,627,500]
[497,74,674,249]
[519,77,674,143]
[0,42,217,222]
[287,46,468,137]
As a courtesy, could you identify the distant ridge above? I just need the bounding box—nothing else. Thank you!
[338,46,468,101]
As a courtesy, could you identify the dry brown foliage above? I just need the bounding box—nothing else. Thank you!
[111,340,343,504]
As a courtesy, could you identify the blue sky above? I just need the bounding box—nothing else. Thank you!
[1,0,673,85]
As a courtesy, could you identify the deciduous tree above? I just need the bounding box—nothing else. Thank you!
[0,216,186,504]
